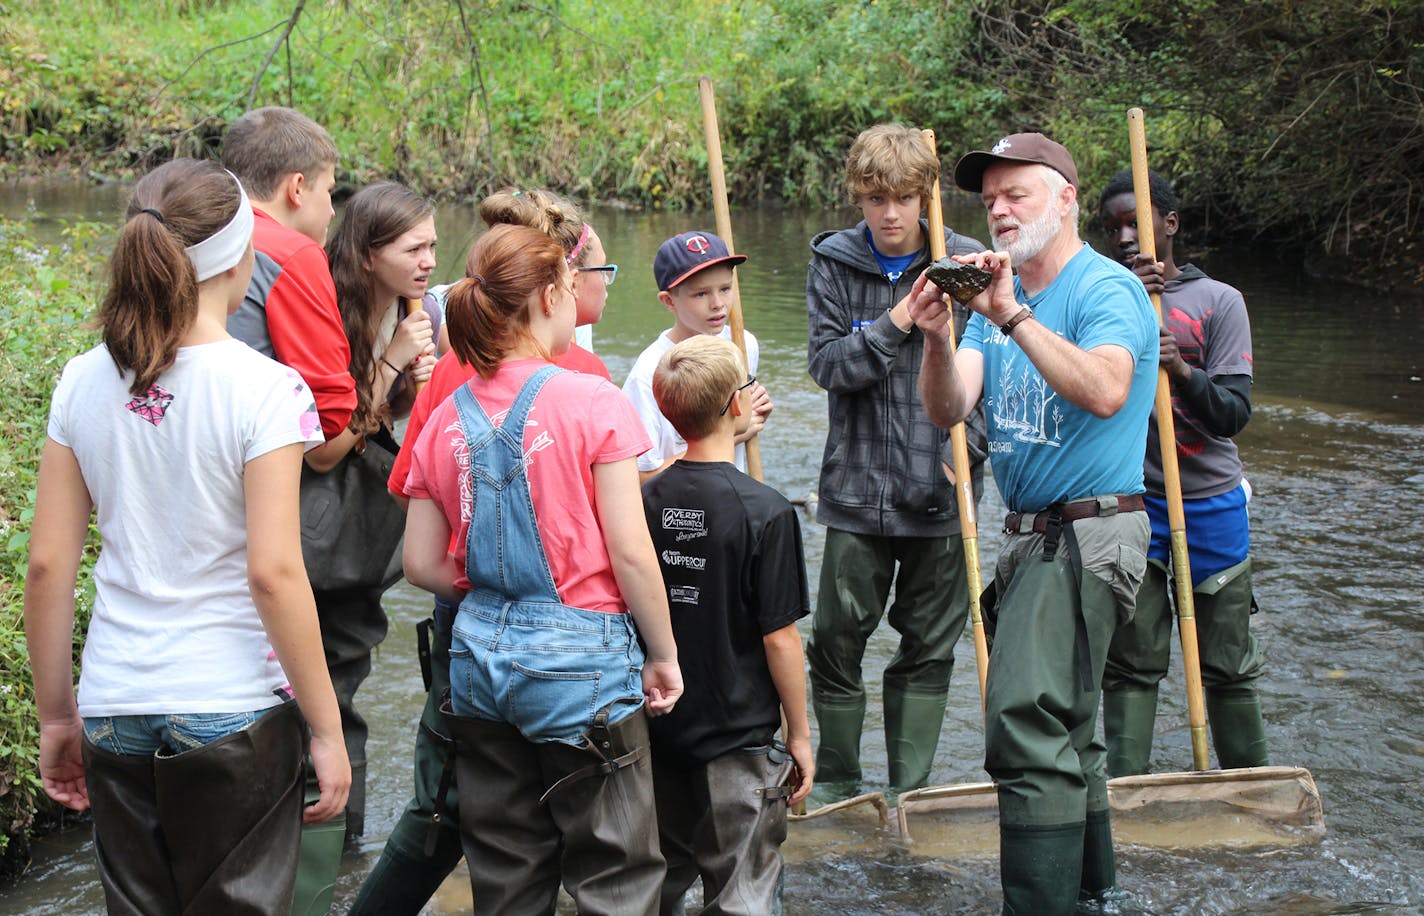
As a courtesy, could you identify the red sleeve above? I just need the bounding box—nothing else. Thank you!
[390,350,475,496]
[265,244,356,438]
[552,343,611,381]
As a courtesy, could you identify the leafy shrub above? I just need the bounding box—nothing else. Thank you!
[0,219,104,871]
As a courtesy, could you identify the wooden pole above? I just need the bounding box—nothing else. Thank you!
[698,76,763,481]
[404,296,427,393]
[920,129,989,713]
[1127,108,1210,771]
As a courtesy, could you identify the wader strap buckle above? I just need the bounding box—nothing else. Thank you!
[1041,508,1064,561]
[416,617,434,693]
[755,785,796,800]
[537,743,649,806]
[425,689,458,855]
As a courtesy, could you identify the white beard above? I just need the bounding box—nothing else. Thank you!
[993,203,1062,264]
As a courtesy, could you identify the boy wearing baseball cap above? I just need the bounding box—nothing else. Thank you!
[622,230,773,480]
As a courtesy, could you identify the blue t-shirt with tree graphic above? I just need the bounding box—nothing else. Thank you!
[962,245,1158,512]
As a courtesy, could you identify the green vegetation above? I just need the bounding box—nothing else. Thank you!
[1,0,1421,876]
[1,0,1417,273]
[0,220,104,873]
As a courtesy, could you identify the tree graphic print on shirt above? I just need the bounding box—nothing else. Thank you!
[989,365,1065,448]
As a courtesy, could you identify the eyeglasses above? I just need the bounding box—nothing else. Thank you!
[720,375,757,416]
[574,264,618,286]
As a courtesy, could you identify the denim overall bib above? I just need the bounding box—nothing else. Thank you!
[446,366,645,743]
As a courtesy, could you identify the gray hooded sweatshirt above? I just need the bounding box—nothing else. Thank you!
[806,219,987,537]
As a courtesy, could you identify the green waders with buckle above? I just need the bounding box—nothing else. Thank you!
[807,528,969,803]
[1103,557,1268,775]
[83,702,306,916]
[442,699,665,916]
[987,509,1147,915]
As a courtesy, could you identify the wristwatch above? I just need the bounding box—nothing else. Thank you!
[999,305,1034,336]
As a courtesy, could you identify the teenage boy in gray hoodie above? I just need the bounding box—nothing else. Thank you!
[804,123,987,802]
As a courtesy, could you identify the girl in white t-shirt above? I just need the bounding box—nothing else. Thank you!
[24,158,350,914]
[401,223,682,914]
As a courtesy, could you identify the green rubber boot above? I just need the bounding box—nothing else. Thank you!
[1078,807,1117,908]
[810,697,865,805]
[1206,685,1269,769]
[999,821,1084,916]
[1102,687,1158,777]
[292,774,346,916]
[884,688,948,799]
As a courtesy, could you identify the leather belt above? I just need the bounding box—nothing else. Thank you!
[1003,494,1145,535]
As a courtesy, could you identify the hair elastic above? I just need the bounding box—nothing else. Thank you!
[183,170,254,282]
[139,208,166,224]
[564,222,591,265]
[470,273,487,287]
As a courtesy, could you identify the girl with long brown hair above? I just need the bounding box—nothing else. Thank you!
[312,179,439,839]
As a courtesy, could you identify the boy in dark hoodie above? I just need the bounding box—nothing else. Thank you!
[804,123,987,802]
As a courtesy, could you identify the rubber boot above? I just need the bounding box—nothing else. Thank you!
[1206,685,1269,769]
[82,736,176,915]
[1102,687,1158,777]
[444,705,563,915]
[810,697,865,805]
[1077,807,1117,908]
[884,688,948,800]
[538,706,663,916]
[152,702,305,914]
[998,821,1085,916]
[348,841,458,916]
[292,774,347,916]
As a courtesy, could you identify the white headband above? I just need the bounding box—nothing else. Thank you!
[184,171,254,282]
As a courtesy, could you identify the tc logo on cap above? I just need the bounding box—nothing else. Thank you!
[684,235,711,254]
[991,137,1012,154]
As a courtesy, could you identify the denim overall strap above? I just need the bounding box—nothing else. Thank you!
[452,366,564,602]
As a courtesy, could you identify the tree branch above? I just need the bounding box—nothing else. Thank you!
[248,0,308,111]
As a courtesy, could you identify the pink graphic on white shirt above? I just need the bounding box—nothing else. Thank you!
[285,370,321,438]
[125,384,175,427]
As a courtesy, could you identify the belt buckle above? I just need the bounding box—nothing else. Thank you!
[1003,511,1023,535]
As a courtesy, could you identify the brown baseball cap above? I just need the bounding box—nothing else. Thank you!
[953,132,1079,192]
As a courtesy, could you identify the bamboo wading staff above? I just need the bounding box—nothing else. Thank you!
[403,296,428,393]
[698,76,763,482]
[920,129,990,711]
[1127,108,1210,770]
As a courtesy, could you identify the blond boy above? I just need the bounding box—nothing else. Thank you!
[642,335,813,913]
[804,123,987,801]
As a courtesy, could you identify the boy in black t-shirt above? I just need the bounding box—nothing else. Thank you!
[642,335,814,914]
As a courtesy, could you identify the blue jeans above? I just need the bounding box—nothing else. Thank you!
[448,370,645,744]
[83,708,271,756]
[450,595,645,742]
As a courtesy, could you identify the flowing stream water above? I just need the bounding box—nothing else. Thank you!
[1,182,1421,914]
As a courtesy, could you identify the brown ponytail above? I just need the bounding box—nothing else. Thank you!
[446,224,566,378]
[99,159,243,396]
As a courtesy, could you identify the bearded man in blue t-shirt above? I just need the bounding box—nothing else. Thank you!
[908,133,1158,915]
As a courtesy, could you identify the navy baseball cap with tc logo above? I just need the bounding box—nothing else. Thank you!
[653,230,747,291]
